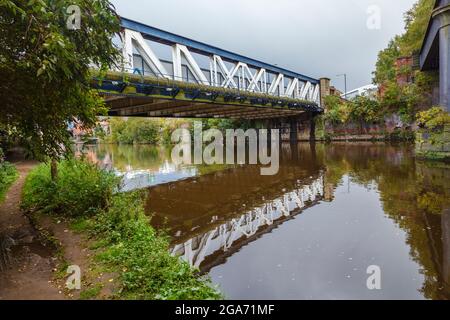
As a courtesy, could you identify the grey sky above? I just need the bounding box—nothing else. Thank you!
[111,0,416,92]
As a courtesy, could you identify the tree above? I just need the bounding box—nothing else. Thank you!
[0,0,120,178]
[373,0,436,120]
[399,0,435,56]
[373,38,401,86]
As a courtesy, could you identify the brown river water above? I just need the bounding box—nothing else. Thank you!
[81,142,450,300]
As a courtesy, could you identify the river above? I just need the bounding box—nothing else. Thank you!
[79,142,450,300]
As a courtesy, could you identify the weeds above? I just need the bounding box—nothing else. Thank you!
[22,159,120,217]
[0,162,18,202]
[22,159,222,300]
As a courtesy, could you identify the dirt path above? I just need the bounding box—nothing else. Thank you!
[0,161,64,300]
[0,160,114,300]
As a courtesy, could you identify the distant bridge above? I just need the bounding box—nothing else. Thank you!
[92,17,323,121]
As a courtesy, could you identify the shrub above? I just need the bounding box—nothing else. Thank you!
[91,192,222,300]
[109,118,159,144]
[416,106,450,130]
[22,159,222,299]
[0,162,18,201]
[22,159,120,217]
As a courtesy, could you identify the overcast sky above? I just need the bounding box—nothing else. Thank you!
[111,0,416,92]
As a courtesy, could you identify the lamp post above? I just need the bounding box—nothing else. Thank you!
[337,74,347,100]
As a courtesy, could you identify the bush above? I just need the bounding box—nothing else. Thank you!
[109,118,159,144]
[416,106,450,130]
[91,192,222,300]
[22,158,222,300]
[0,162,18,201]
[22,159,120,217]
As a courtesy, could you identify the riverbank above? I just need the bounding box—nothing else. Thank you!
[0,161,19,202]
[0,160,64,300]
[20,159,222,300]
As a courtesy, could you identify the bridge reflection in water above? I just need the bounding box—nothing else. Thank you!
[83,142,450,299]
[144,143,326,272]
[171,176,324,270]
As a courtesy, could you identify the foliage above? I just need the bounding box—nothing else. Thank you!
[22,158,222,300]
[110,118,160,145]
[108,118,250,145]
[373,38,401,85]
[373,0,436,120]
[352,96,383,123]
[323,95,382,124]
[0,161,18,201]
[159,119,193,145]
[0,0,120,160]
[416,107,450,130]
[398,0,435,56]
[90,192,222,300]
[385,129,416,141]
[22,159,120,217]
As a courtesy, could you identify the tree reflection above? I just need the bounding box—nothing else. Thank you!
[321,143,450,300]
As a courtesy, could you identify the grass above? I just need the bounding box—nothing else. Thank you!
[22,159,222,300]
[88,192,222,299]
[0,162,19,202]
[79,284,103,300]
[21,159,119,217]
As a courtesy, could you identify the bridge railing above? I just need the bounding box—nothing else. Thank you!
[123,66,301,100]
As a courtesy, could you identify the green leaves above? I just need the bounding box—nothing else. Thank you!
[416,107,450,130]
[21,159,120,217]
[0,162,18,202]
[0,0,120,160]
[324,95,382,125]
[92,191,222,300]
[373,0,436,120]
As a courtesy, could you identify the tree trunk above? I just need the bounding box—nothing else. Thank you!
[51,159,58,181]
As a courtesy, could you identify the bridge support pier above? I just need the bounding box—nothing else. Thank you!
[286,112,316,143]
[440,23,450,111]
[251,113,317,142]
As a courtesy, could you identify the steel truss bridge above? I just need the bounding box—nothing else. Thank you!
[92,17,323,120]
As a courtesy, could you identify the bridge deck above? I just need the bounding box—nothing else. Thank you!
[93,71,321,119]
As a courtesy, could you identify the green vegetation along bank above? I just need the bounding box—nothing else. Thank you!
[21,159,222,300]
[415,107,450,161]
[0,148,18,202]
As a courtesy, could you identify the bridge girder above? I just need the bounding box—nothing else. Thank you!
[94,17,324,119]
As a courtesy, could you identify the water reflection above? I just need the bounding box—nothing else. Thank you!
[170,176,324,270]
[84,142,450,299]
[76,144,199,191]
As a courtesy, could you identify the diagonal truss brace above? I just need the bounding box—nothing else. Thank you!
[120,27,321,105]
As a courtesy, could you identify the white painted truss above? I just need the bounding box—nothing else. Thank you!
[171,176,324,268]
[120,28,321,106]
